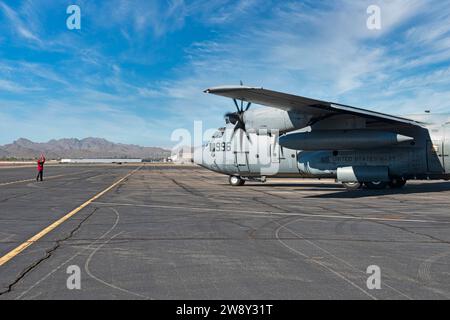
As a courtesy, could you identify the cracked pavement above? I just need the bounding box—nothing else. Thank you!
[1,164,450,299]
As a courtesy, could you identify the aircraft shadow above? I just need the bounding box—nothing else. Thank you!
[307,182,450,199]
[247,183,340,189]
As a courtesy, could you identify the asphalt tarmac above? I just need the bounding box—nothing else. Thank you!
[1,164,450,300]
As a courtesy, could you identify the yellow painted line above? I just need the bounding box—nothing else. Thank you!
[0,167,141,267]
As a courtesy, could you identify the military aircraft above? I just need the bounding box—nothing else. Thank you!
[196,85,450,190]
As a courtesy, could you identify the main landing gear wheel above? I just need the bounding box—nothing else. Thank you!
[342,182,363,190]
[389,178,407,189]
[229,176,245,186]
[364,181,388,190]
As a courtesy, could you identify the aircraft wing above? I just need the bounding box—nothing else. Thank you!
[204,86,424,128]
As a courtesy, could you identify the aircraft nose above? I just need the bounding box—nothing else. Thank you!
[193,145,210,169]
[193,146,203,166]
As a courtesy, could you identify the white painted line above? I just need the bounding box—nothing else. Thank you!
[0,170,95,186]
[274,219,378,300]
[0,175,65,186]
[91,201,447,224]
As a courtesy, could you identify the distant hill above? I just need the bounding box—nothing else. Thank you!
[0,138,170,160]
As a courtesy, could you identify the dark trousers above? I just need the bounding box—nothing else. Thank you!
[36,170,43,181]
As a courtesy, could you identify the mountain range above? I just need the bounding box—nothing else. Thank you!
[0,138,171,160]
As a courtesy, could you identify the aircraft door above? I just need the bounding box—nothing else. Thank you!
[271,141,280,163]
[235,151,250,174]
[427,131,445,173]
[444,124,450,173]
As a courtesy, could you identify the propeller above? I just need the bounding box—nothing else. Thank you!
[222,81,253,144]
[224,97,252,144]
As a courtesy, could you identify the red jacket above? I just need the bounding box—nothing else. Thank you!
[37,157,45,171]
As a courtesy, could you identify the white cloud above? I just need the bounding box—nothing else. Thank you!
[162,0,450,117]
[1,0,450,147]
[197,0,260,24]
[89,0,188,38]
[0,1,42,43]
[0,79,41,92]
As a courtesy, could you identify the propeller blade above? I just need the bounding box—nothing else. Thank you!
[245,131,252,144]
[245,102,251,111]
[233,99,240,113]
[232,126,246,148]
[230,124,239,141]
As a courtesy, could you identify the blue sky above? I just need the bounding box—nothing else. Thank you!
[1,0,450,147]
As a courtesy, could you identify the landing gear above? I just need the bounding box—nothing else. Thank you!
[389,177,407,189]
[229,176,245,186]
[342,178,407,191]
[364,181,388,190]
[342,182,363,190]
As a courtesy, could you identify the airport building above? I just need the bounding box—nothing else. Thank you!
[170,146,194,164]
[60,158,142,164]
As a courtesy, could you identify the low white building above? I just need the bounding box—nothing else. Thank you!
[170,146,194,164]
[60,159,142,164]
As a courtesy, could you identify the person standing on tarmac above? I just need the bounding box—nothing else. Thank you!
[36,154,46,182]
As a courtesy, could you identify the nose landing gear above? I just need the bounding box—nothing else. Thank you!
[229,176,245,186]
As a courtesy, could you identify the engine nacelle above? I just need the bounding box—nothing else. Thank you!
[243,108,311,134]
[279,130,414,151]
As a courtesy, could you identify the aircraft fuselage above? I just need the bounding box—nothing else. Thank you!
[197,114,450,186]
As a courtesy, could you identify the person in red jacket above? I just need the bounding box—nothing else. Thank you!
[36,154,46,181]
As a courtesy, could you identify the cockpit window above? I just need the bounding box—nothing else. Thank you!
[212,130,224,138]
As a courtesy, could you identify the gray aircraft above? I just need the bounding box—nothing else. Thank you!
[197,85,450,190]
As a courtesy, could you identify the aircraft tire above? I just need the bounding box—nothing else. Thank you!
[229,176,245,186]
[364,181,388,190]
[342,182,363,190]
[389,178,407,188]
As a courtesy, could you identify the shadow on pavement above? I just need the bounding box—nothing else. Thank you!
[246,183,340,189]
[307,182,450,198]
